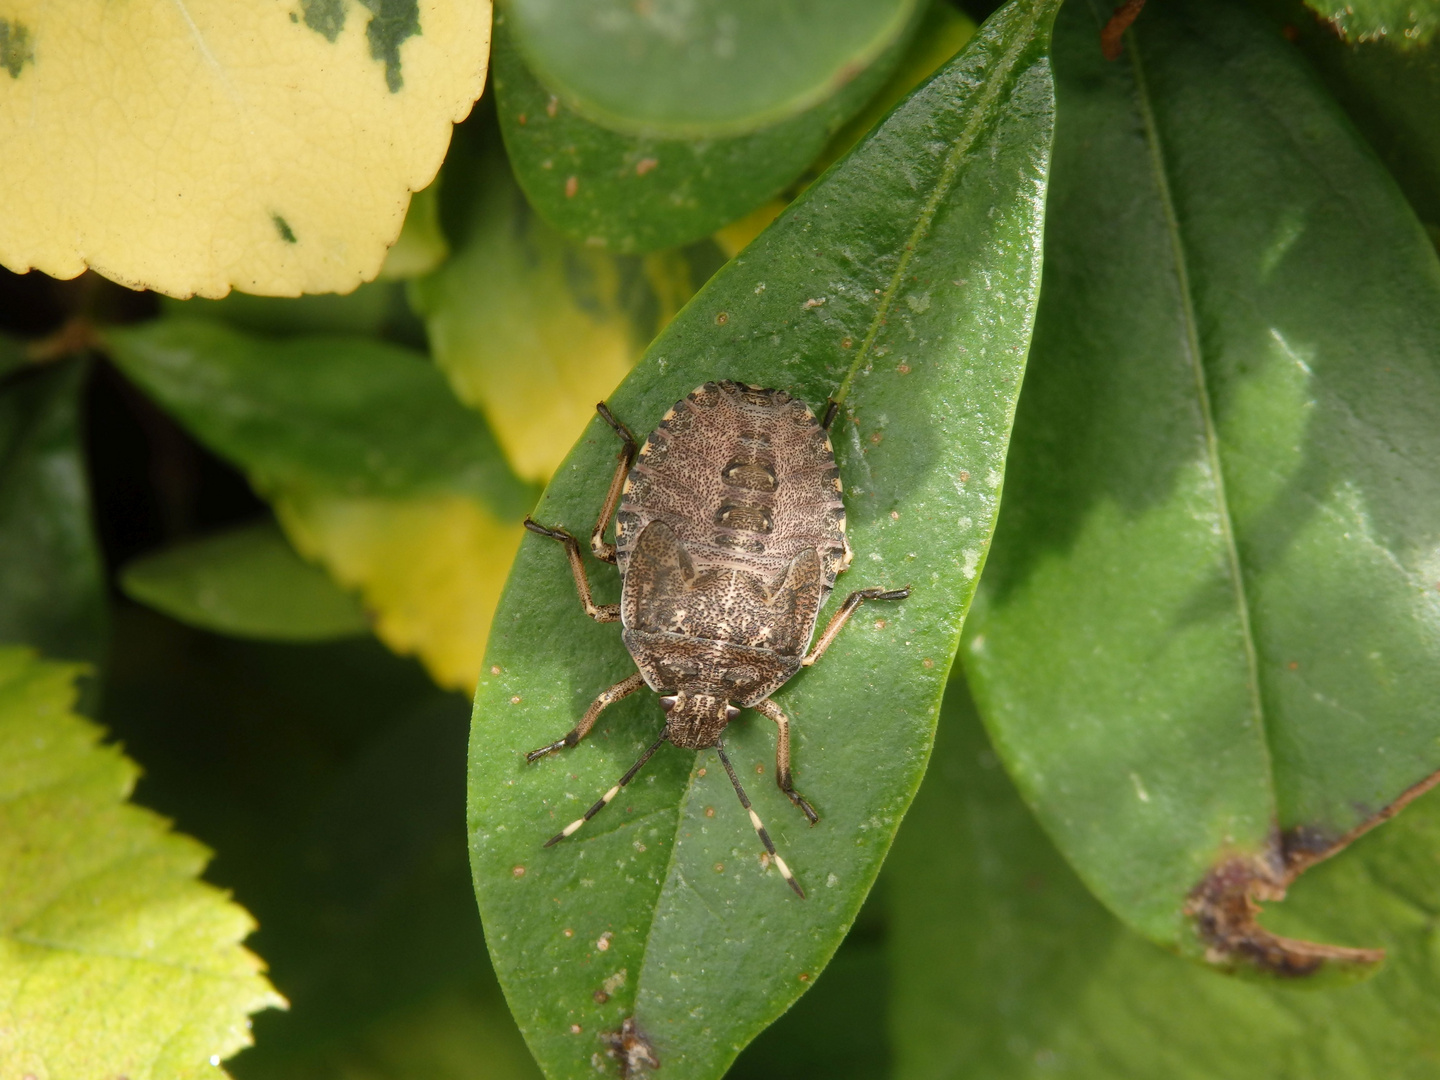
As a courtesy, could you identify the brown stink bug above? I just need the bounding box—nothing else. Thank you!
[523,381,909,897]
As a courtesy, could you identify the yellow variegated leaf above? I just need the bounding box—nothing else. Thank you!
[412,158,702,482]
[276,492,524,693]
[379,182,450,281]
[0,0,490,298]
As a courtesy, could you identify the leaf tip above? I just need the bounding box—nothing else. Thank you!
[1185,853,1384,983]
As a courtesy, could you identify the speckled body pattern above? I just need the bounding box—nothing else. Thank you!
[616,381,851,746]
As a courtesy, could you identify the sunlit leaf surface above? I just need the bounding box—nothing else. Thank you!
[0,646,285,1078]
[0,0,490,297]
[964,0,1440,977]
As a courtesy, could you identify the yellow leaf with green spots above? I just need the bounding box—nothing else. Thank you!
[276,492,524,693]
[0,0,490,299]
[0,646,285,1078]
[411,146,708,482]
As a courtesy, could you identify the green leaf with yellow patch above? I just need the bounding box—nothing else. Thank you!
[104,319,535,692]
[412,130,720,481]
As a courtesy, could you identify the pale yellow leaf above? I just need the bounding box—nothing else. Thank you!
[0,0,491,298]
[276,492,524,693]
[379,181,450,281]
[411,163,699,482]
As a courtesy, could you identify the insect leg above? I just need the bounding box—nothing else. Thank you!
[752,699,818,825]
[589,401,638,564]
[544,732,667,847]
[716,742,805,898]
[801,585,911,667]
[527,672,646,763]
[523,518,621,622]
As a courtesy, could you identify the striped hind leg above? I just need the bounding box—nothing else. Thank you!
[544,733,667,847]
[716,742,805,898]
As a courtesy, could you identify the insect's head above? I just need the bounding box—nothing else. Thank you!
[658,691,739,747]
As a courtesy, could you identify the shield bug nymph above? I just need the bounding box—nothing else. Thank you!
[523,381,908,897]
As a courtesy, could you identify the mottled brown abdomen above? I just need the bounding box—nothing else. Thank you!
[615,381,850,593]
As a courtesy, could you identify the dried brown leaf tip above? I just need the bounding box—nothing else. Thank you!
[1101,0,1148,60]
[1185,853,1381,979]
[604,1017,660,1078]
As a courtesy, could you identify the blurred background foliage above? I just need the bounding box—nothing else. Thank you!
[1,0,1438,1075]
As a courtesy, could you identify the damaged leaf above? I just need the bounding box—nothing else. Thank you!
[963,0,1440,979]
[468,1,1061,1076]
[889,673,1440,1080]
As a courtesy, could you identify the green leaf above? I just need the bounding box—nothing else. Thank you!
[95,605,538,1080]
[120,521,370,642]
[0,646,285,1076]
[503,0,920,137]
[491,10,918,254]
[1262,0,1440,240]
[888,673,1440,1080]
[103,318,537,692]
[0,361,107,668]
[159,280,416,341]
[104,319,533,515]
[1303,0,1439,46]
[467,1,1061,1076]
[963,0,1440,977]
[412,132,716,479]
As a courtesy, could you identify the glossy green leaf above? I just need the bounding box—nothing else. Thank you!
[503,0,919,137]
[1303,0,1439,46]
[468,1,1060,1076]
[0,361,107,667]
[105,320,532,514]
[492,10,918,254]
[120,521,370,642]
[964,0,1440,977]
[889,673,1440,1080]
[1262,0,1440,239]
[412,132,716,479]
[0,646,285,1076]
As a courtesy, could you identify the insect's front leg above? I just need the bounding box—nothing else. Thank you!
[753,698,818,825]
[523,519,621,622]
[589,401,638,564]
[801,585,911,667]
[527,671,646,762]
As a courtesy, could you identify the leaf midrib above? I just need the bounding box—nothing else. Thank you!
[1124,24,1273,782]
[833,0,1048,409]
[628,0,1057,1046]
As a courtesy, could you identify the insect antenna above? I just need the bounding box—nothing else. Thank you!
[545,734,668,847]
[716,742,805,898]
